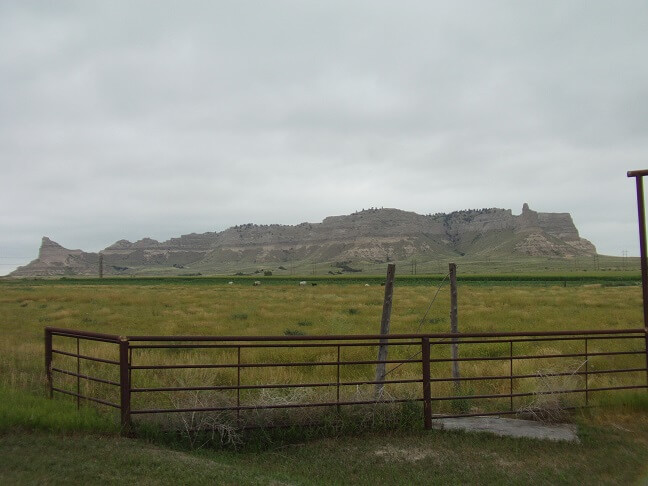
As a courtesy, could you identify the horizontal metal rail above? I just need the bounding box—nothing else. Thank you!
[132,378,423,393]
[131,357,422,370]
[130,367,648,393]
[129,333,644,349]
[46,326,648,433]
[427,367,648,383]
[130,341,422,349]
[48,327,121,343]
[128,351,645,370]
[52,348,120,365]
[52,387,121,409]
[427,384,648,403]
[628,169,648,177]
[430,350,644,362]
[52,367,120,387]
[131,397,421,415]
[130,384,648,415]
[126,328,645,342]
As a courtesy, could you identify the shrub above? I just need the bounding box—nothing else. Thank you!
[284,329,305,336]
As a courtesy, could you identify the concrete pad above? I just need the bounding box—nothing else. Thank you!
[431,416,579,443]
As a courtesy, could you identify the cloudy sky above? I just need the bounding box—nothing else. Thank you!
[1,1,647,274]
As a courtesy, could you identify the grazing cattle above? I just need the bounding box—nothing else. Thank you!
[311,283,317,286]
[228,281,234,285]
[365,283,370,287]
[253,281,261,286]
[299,281,307,286]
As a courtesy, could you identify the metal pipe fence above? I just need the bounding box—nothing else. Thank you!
[45,326,648,433]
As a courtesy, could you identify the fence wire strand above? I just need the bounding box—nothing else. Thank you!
[385,273,451,377]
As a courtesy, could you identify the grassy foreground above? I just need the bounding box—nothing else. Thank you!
[2,401,648,485]
[1,278,647,484]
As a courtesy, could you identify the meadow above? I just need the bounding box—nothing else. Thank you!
[1,276,647,484]
[1,277,645,412]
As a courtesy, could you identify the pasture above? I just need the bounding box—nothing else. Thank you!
[1,277,643,391]
[1,277,647,484]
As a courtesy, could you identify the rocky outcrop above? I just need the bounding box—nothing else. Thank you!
[12,237,100,277]
[11,204,597,276]
[514,203,597,256]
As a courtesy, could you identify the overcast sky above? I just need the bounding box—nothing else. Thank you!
[1,1,647,274]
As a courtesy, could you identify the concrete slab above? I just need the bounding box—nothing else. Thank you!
[430,416,579,443]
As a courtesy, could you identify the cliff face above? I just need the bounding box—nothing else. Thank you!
[514,203,597,257]
[13,237,100,277]
[11,204,597,276]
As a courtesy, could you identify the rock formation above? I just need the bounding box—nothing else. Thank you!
[11,204,597,276]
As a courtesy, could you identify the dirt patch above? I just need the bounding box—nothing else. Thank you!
[374,445,445,463]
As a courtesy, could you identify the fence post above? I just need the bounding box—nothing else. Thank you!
[449,263,460,389]
[45,327,53,399]
[645,329,648,391]
[76,337,81,410]
[237,346,241,423]
[627,171,648,390]
[509,341,513,411]
[337,344,341,412]
[375,264,396,398]
[119,337,131,434]
[585,338,589,405]
[422,336,432,429]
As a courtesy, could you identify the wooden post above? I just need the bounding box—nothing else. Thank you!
[449,263,460,389]
[375,264,396,398]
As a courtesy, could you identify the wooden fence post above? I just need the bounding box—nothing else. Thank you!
[375,264,396,398]
[450,263,460,389]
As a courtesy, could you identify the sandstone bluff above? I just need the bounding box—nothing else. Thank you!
[11,204,596,277]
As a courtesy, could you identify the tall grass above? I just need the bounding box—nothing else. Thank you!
[0,280,645,434]
[0,384,117,434]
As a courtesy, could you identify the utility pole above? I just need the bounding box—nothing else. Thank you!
[98,254,104,279]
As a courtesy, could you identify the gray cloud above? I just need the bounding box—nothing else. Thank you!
[2,1,647,274]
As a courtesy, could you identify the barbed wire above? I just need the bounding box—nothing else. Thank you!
[383,273,451,378]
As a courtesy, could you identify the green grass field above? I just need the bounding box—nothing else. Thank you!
[93,253,640,277]
[1,276,647,484]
